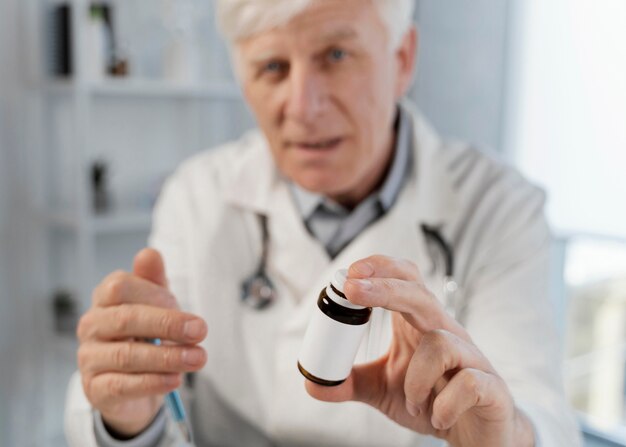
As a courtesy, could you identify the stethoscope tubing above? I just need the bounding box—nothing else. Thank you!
[242,216,458,316]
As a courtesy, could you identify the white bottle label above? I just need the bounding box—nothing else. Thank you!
[298,308,369,382]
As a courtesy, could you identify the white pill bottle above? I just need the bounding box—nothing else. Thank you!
[298,269,372,386]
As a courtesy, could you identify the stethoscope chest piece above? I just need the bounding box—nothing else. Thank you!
[241,271,276,310]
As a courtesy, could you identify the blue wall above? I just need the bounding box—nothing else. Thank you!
[412,0,512,151]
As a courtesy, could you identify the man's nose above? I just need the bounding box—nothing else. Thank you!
[285,66,326,125]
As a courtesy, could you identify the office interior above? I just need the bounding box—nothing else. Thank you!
[0,0,625,446]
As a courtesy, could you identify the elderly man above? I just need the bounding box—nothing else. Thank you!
[65,1,581,446]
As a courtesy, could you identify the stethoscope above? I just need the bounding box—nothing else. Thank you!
[240,214,277,310]
[420,224,459,319]
[241,216,459,318]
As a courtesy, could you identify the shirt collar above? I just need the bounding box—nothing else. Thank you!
[378,103,412,210]
[289,104,412,220]
[290,180,328,219]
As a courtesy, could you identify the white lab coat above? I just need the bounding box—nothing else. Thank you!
[65,102,582,447]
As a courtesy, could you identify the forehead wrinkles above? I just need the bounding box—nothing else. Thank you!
[239,26,357,65]
[282,1,373,44]
[243,0,377,51]
[235,1,389,77]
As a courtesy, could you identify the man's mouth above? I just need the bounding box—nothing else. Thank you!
[292,137,343,150]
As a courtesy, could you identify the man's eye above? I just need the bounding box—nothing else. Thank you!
[264,61,287,73]
[328,48,348,62]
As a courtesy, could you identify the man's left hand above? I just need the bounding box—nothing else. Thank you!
[304,255,535,447]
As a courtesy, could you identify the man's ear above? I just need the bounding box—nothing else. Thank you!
[394,25,418,100]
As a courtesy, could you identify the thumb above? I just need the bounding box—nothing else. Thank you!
[133,248,168,288]
[304,355,386,406]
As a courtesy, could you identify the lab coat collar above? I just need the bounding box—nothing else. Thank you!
[220,131,275,215]
[224,100,458,228]
[402,98,458,227]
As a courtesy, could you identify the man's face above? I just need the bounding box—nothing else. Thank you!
[237,0,415,205]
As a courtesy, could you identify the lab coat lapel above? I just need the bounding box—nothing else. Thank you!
[265,180,330,304]
[283,174,427,335]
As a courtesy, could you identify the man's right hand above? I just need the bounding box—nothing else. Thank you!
[76,248,208,437]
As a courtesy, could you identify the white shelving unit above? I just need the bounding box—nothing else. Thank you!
[42,79,242,99]
[23,0,253,444]
[32,0,251,306]
[43,208,153,233]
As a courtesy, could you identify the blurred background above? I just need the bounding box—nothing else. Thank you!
[1,0,625,445]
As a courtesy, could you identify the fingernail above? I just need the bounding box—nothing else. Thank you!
[431,417,443,430]
[406,400,420,417]
[184,319,205,339]
[353,262,374,277]
[354,279,373,291]
[182,349,204,366]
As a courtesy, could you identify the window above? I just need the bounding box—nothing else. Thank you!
[506,0,626,238]
[506,1,626,443]
[564,237,626,438]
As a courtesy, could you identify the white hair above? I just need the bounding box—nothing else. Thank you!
[216,0,415,51]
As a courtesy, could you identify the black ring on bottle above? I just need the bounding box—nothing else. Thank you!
[317,289,371,325]
[297,361,346,387]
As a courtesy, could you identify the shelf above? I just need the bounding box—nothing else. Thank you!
[39,79,75,96]
[92,210,152,234]
[42,78,242,100]
[91,79,242,100]
[47,332,79,361]
[45,209,152,234]
[45,211,78,230]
